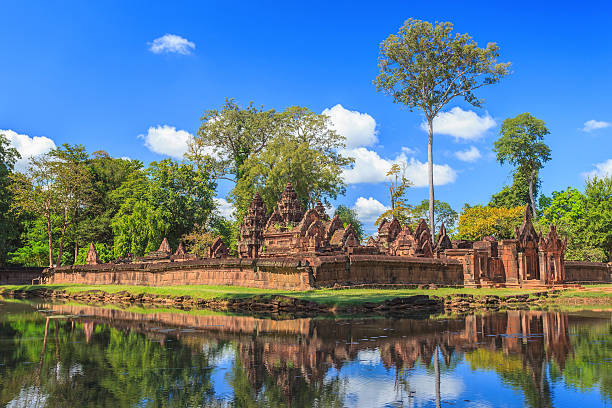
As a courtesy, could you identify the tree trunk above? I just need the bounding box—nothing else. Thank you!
[46,212,54,267]
[434,345,441,408]
[428,119,435,234]
[528,168,537,219]
[74,241,79,264]
[56,209,68,267]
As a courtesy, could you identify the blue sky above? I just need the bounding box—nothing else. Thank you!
[2,1,611,233]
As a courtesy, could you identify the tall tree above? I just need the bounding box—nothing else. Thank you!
[374,18,510,233]
[489,169,533,209]
[493,113,551,219]
[111,159,216,257]
[376,163,414,226]
[231,106,352,217]
[10,144,90,267]
[188,98,278,181]
[49,144,90,266]
[79,152,144,249]
[0,133,20,265]
[10,153,59,267]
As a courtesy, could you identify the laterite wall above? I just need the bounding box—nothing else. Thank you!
[48,258,314,290]
[0,267,44,285]
[565,261,611,282]
[311,255,464,287]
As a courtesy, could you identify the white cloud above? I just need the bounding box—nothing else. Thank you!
[582,119,611,132]
[582,159,612,179]
[214,198,235,219]
[139,125,192,159]
[342,147,457,187]
[455,145,482,162]
[401,146,417,155]
[0,129,56,172]
[341,373,464,408]
[422,107,496,141]
[322,104,378,148]
[353,197,389,226]
[148,34,195,55]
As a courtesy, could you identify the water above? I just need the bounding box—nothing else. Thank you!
[1,300,611,408]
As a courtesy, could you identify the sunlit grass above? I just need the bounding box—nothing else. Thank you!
[0,284,549,307]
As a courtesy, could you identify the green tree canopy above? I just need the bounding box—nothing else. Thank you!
[111,159,217,258]
[457,205,524,241]
[0,133,20,265]
[374,18,510,233]
[231,106,352,217]
[188,98,278,181]
[539,176,612,262]
[334,205,364,241]
[489,169,534,209]
[412,199,458,235]
[493,113,551,218]
[9,144,90,266]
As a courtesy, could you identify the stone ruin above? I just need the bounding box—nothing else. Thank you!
[440,205,567,286]
[237,183,361,258]
[85,243,100,265]
[234,183,569,286]
[71,182,578,288]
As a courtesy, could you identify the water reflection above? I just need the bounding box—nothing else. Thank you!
[0,300,610,407]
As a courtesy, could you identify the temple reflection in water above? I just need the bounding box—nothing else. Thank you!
[0,301,610,407]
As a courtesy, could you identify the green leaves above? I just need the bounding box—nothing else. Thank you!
[0,134,20,265]
[230,105,353,218]
[374,18,511,118]
[494,113,551,169]
[189,98,278,180]
[111,160,216,258]
[334,205,364,241]
[457,205,524,240]
[493,113,551,218]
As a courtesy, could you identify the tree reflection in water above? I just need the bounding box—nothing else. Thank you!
[0,300,610,408]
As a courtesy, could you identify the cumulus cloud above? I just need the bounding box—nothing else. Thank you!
[422,107,495,141]
[214,198,235,219]
[342,372,464,407]
[353,197,389,225]
[0,129,56,172]
[139,125,192,159]
[455,145,482,162]
[582,159,612,179]
[149,34,195,55]
[342,147,457,187]
[322,104,378,148]
[582,119,611,132]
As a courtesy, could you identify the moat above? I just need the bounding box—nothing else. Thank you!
[1,300,611,408]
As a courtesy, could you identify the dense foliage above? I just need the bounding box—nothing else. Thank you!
[457,205,524,241]
[493,113,551,218]
[538,176,612,262]
[374,18,510,233]
[189,101,353,219]
[0,134,20,265]
[334,205,365,241]
[5,145,219,266]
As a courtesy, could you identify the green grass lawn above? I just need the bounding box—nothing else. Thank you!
[0,283,566,307]
[1,283,611,307]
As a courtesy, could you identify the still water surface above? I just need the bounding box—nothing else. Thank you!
[0,300,611,408]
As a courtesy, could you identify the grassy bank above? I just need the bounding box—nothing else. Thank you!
[2,283,611,307]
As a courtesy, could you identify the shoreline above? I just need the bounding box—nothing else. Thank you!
[2,284,611,316]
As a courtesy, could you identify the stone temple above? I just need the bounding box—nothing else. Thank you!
[7,182,608,289]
